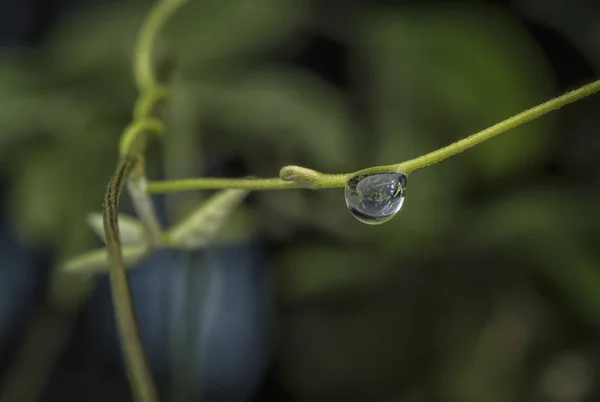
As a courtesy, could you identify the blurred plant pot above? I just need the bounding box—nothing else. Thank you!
[86,241,273,402]
[0,188,41,374]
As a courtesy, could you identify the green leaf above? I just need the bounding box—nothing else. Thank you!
[198,67,359,171]
[45,0,309,80]
[60,244,149,275]
[166,189,249,249]
[358,4,554,180]
[276,246,392,301]
[9,133,118,248]
[0,59,43,143]
[9,145,69,244]
[86,212,146,246]
[42,1,147,77]
[163,0,310,77]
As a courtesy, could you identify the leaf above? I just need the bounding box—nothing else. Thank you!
[9,133,118,249]
[198,67,359,171]
[9,145,70,245]
[86,212,146,246]
[45,0,309,81]
[358,4,554,180]
[0,59,44,144]
[166,189,249,250]
[42,1,146,77]
[60,244,149,275]
[163,0,310,77]
[275,246,392,301]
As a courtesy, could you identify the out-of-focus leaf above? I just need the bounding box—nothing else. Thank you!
[465,189,600,329]
[275,246,392,301]
[440,296,538,402]
[45,0,309,80]
[42,1,147,77]
[86,212,146,246]
[534,240,600,330]
[0,60,43,143]
[9,133,118,249]
[199,67,359,171]
[211,206,257,246]
[358,4,554,180]
[0,56,98,146]
[9,145,69,244]
[280,288,422,402]
[60,244,149,275]
[164,0,310,77]
[513,0,600,69]
[166,189,249,249]
[466,189,572,246]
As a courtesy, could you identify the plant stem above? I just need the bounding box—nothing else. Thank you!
[135,0,188,91]
[103,1,188,401]
[146,79,600,193]
[104,156,159,402]
[392,78,600,174]
[147,175,349,193]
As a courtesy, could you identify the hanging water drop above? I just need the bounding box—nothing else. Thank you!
[344,172,407,224]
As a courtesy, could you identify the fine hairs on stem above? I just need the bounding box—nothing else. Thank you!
[102,1,187,402]
[100,0,600,401]
[146,78,600,194]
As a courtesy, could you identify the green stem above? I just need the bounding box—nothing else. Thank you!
[147,176,348,193]
[135,0,188,91]
[103,156,159,402]
[148,177,301,192]
[146,79,600,193]
[120,118,165,157]
[392,78,600,174]
[102,1,189,401]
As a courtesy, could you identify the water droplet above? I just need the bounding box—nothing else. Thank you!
[344,172,407,224]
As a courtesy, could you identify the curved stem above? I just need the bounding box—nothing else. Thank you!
[103,1,189,401]
[120,118,165,157]
[392,78,600,174]
[104,156,159,402]
[135,0,188,91]
[146,79,600,192]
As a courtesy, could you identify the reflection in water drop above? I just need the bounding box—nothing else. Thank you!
[344,172,407,224]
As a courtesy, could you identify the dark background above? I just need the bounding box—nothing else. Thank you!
[0,0,599,401]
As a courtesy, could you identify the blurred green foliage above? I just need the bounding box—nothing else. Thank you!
[1,0,599,401]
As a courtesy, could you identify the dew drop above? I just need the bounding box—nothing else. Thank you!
[344,172,407,224]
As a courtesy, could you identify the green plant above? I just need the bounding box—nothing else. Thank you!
[54,0,600,401]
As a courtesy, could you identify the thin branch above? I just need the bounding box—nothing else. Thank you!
[147,177,337,193]
[147,167,350,193]
[135,0,189,91]
[146,79,600,193]
[392,78,600,174]
[104,156,158,402]
[102,1,188,401]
